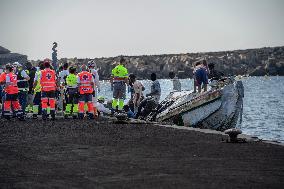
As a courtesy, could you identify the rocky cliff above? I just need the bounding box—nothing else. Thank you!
[55,46,284,79]
[0,46,27,67]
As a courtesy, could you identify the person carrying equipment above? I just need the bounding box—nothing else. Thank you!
[0,63,25,120]
[32,62,45,119]
[34,59,57,120]
[110,57,128,111]
[77,64,95,119]
[88,60,100,116]
[64,66,79,119]
[13,62,30,114]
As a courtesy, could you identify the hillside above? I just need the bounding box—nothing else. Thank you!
[54,46,284,79]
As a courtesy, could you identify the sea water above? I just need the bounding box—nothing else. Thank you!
[99,76,284,143]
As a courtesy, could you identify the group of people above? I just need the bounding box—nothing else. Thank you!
[0,57,165,121]
[0,56,223,121]
[0,58,102,120]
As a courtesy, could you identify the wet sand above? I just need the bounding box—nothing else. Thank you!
[0,118,283,189]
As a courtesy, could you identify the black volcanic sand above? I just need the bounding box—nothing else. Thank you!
[0,119,283,189]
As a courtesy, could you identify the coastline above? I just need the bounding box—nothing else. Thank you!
[0,118,283,188]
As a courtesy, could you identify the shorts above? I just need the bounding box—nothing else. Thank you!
[5,94,19,101]
[79,94,92,103]
[41,91,56,98]
[195,69,208,86]
[113,81,126,99]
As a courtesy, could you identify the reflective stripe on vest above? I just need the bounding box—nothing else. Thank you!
[5,73,19,94]
[78,71,93,94]
[40,69,56,91]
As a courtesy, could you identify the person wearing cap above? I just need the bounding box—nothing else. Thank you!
[32,62,44,119]
[34,59,57,120]
[0,63,25,120]
[13,62,30,114]
[96,96,111,116]
[88,60,100,116]
[64,66,79,119]
[77,64,95,119]
[110,57,128,111]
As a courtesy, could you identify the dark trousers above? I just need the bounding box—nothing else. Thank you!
[18,90,28,114]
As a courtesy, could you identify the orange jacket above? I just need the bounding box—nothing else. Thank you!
[78,71,94,94]
[1,72,19,94]
[40,68,56,92]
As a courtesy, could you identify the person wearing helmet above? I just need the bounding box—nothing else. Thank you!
[110,57,129,111]
[13,62,30,115]
[88,60,100,116]
[77,64,95,119]
[0,63,25,120]
[34,59,57,120]
[64,66,79,119]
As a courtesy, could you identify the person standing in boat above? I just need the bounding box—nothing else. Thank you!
[208,63,224,81]
[169,71,181,92]
[193,60,208,93]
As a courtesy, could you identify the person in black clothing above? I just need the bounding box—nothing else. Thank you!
[25,61,37,113]
[208,63,224,81]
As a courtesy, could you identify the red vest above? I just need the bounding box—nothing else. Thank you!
[78,71,93,94]
[40,68,56,92]
[4,72,19,94]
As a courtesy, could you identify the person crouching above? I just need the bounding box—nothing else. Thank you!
[64,66,79,119]
[77,64,95,119]
[0,63,25,120]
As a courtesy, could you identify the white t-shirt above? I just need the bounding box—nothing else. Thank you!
[59,69,69,83]
[96,102,111,115]
[90,69,100,90]
[133,80,143,96]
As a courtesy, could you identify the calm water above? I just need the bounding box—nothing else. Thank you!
[99,77,284,143]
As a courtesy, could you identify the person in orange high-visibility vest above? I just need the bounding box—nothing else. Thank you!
[77,64,95,119]
[0,63,24,120]
[34,59,57,120]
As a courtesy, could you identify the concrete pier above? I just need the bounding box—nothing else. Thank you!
[0,119,283,188]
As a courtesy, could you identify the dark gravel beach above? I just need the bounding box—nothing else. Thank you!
[0,119,283,189]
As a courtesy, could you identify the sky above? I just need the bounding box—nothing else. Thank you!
[0,0,284,60]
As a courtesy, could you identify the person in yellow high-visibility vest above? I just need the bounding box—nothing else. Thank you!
[110,57,128,111]
[32,62,45,119]
[64,66,79,119]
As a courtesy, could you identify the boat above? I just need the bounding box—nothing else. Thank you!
[145,77,244,131]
